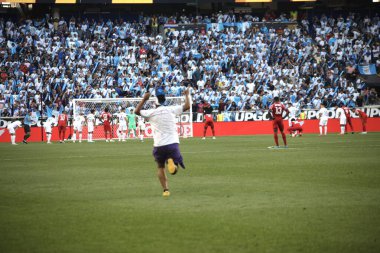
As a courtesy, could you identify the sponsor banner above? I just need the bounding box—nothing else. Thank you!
[193,107,380,123]
[1,118,380,142]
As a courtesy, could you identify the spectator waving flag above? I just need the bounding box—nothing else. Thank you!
[358,64,377,75]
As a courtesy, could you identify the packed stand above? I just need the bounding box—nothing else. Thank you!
[0,11,379,118]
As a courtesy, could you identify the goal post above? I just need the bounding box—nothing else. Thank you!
[72,97,193,141]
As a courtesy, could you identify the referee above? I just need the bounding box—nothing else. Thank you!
[23,110,32,144]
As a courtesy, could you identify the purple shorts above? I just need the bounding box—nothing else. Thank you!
[152,143,185,169]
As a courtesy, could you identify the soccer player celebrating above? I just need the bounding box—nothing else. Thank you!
[335,104,346,135]
[72,113,85,143]
[43,115,56,144]
[101,107,113,142]
[58,111,68,143]
[117,108,128,142]
[202,100,216,139]
[137,115,146,142]
[23,110,33,144]
[287,118,303,137]
[269,97,289,148]
[7,120,22,145]
[353,108,368,134]
[86,109,96,142]
[127,109,137,139]
[135,86,191,197]
[317,104,329,136]
[343,105,354,134]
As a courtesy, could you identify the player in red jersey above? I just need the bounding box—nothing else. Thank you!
[101,107,113,142]
[342,106,354,134]
[269,97,289,148]
[287,118,304,137]
[202,100,216,140]
[353,108,368,134]
[58,111,68,143]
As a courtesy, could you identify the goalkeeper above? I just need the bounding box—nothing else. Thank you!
[135,86,191,197]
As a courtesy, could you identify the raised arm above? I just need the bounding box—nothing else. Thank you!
[135,92,151,116]
[182,87,191,112]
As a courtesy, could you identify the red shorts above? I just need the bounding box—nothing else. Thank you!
[104,124,111,132]
[273,118,284,132]
[204,121,214,128]
[361,117,367,124]
[58,125,66,131]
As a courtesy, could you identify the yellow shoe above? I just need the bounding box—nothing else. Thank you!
[163,190,170,197]
[167,158,177,175]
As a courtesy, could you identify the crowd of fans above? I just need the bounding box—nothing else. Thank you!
[0,11,379,118]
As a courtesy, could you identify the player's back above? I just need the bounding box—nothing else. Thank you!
[58,114,67,125]
[87,113,95,123]
[101,112,111,124]
[140,105,182,147]
[337,108,346,119]
[319,107,329,118]
[270,102,286,118]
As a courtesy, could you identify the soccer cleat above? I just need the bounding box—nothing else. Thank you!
[162,190,170,197]
[11,143,18,145]
[47,142,52,144]
[73,141,76,143]
[22,140,28,144]
[360,132,367,134]
[202,137,205,140]
[79,141,82,143]
[109,139,115,142]
[212,136,216,139]
[105,140,109,142]
[167,158,178,175]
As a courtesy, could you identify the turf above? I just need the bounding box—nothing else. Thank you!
[0,134,380,253]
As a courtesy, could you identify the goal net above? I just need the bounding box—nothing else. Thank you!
[72,97,193,141]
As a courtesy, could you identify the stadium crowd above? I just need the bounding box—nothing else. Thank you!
[0,11,379,118]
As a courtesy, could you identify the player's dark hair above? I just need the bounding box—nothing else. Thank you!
[91,109,95,113]
[157,95,166,105]
[273,97,280,102]
[105,107,109,112]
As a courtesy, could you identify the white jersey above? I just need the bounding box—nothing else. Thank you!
[317,107,329,120]
[336,107,346,125]
[7,121,22,134]
[137,116,146,130]
[43,117,56,132]
[336,108,346,119]
[86,113,95,132]
[288,106,298,119]
[140,105,183,147]
[87,113,95,125]
[74,115,85,126]
[118,112,127,126]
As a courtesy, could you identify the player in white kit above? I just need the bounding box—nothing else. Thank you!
[137,115,146,142]
[317,104,329,135]
[86,109,96,142]
[117,108,128,142]
[43,115,56,144]
[7,120,22,145]
[287,103,299,126]
[72,113,85,143]
[335,104,346,135]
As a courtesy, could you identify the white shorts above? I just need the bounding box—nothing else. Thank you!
[340,117,347,125]
[138,123,146,131]
[118,124,127,131]
[74,124,83,132]
[319,118,328,126]
[44,125,52,133]
[88,124,94,133]
[7,126,15,135]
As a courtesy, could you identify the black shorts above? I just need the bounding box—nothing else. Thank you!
[24,125,31,133]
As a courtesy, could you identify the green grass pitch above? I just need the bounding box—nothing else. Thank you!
[0,134,380,253]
